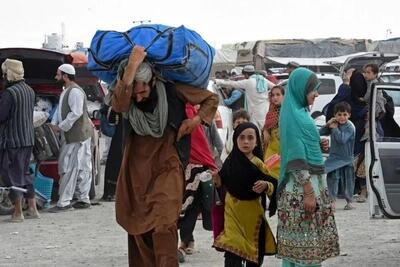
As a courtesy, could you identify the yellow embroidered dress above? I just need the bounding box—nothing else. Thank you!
[214,156,277,263]
[263,127,281,179]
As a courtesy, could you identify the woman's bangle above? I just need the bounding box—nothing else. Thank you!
[304,190,314,196]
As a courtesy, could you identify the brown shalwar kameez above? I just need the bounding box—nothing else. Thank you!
[112,80,218,267]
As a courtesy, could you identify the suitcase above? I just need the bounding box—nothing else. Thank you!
[33,125,53,161]
[33,123,60,161]
[42,123,60,158]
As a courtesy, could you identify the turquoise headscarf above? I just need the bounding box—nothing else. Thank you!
[278,68,325,193]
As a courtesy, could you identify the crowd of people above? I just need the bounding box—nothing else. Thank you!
[1,45,399,267]
[0,60,96,219]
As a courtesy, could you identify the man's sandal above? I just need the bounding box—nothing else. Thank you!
[177,248,186,263]
[355,195,366,203]
[185,241,195,255]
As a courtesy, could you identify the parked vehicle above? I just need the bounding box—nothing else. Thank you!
[279,73,343,120]
[378,72,400,83]
[339,52,399,75]
[382,59,400,72]
[365,83,400,219]
[0,48,104,200]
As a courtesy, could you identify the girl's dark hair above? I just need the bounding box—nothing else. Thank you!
[334,101,351,114]
[232,108,250,123]
[270,85,285,95]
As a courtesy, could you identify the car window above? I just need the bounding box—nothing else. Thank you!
[318,78,336,95]
[388,74,400,82]
[380,74,400,83]
[385,90,400,106]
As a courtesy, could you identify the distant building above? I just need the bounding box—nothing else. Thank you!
[73,42,88,55]
[42,33,66,51]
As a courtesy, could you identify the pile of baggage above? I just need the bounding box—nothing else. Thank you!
[33,123,60,161]
[32,97,60,161]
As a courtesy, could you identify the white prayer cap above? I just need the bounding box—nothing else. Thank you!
[243,65,255,73]
[58,64,76,75]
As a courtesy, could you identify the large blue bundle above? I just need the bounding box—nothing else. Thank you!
[88,24,215,88]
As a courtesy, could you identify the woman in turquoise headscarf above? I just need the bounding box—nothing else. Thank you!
[276,68,340,267]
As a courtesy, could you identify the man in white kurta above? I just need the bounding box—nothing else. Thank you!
[215,65,275,130]
[49,64,93,212]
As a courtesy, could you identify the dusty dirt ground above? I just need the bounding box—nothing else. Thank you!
[1,140,400,266]
[1,184,400,267]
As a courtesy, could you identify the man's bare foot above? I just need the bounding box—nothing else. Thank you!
[24,209,40,219]
[9,214,24,223]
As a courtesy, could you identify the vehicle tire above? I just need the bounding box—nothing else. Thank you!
[0,192,14,215]
[0,205,13,215]
[311,111,323,119]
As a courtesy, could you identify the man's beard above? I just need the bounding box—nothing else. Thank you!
[134,87,158,113]
[55,78,65,87]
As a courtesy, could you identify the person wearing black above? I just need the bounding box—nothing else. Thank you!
[100,105,123,201]
[213,122,277,267]
[0,59,39,222]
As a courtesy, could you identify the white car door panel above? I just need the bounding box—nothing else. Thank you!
[366,84,400,219]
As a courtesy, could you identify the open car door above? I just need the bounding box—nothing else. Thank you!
[366,83,400,218]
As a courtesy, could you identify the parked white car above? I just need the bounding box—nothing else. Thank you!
[279,73,343,119]
[311,73,343,119]
[378,72,400,83]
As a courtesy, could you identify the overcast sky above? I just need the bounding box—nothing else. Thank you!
[1,0,399,49]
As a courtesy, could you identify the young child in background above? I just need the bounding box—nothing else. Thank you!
[320,101,356,210]
[263,85,285,179]
[213,122,277,267]
[220,109,250,162]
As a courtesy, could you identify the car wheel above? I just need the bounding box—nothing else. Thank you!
[0,192,14,215]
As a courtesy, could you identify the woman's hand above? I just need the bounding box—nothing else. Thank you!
[304,191,316,213]
[252,180,268,193]
[303,181,316,213]
[212,171,222,188]
[320,138,329,152]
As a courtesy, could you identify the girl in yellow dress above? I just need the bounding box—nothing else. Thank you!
[213,122,277,267]
[263,85,285,179]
